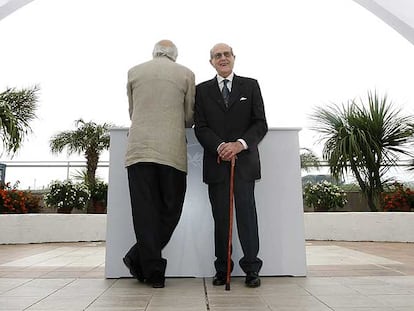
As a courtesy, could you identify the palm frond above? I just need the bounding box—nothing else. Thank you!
[0,86,39,155]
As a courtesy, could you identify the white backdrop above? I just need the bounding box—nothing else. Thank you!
[105,128,307,278]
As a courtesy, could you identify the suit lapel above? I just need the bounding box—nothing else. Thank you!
[207,77,227,111]
[227,75,241,109]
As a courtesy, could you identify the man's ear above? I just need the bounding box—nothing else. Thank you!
[209,59,213,66]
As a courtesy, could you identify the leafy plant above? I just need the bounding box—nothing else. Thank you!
[0,181,41,213]
[90,180,108,203]
[44,180,90,213]
[310,91,414,211]
[0,86,39,155]
[70,169,108,213]
[381,182,414,212]
[49,119,111,187]
[303,181,348,211]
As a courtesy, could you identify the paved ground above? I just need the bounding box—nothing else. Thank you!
[0,240,414,310]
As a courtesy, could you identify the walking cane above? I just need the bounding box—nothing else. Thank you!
[225,156,236,291]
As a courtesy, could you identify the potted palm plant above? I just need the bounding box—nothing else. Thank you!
[49,119,111,189]
[89,181,108,214]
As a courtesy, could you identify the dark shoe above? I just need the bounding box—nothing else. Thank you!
[245,272,261,288]
[151,279,165,288]
[123,255,145,282]
[148,271,165,288]
[212,273,226,286]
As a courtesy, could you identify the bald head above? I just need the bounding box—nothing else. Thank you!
[210,43,234,60]
[153,39,178,61]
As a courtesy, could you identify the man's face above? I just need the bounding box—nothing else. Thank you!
[209,44,235,78]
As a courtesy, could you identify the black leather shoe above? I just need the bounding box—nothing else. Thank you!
[245,272,261,288]
[148,271,165,288]
[212,273,226,286]
[123,256,145,282]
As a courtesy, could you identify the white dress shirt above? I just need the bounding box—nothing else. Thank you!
[216,73,248,151]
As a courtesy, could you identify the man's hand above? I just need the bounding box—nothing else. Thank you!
[218,141,244,161]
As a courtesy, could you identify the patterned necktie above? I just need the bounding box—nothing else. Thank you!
[222,79,230,107]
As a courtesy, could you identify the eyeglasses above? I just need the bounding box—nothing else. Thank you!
[212,51,233,60]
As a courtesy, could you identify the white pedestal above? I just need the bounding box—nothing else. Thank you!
[105,128,307,277]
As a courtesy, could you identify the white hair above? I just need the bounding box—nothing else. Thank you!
[152,40,178,62]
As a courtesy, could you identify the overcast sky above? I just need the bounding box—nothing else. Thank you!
[1,0,414,189]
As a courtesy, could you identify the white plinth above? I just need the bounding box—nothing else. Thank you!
[105,128,307,278]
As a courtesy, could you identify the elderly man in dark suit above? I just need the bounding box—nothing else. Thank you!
[194,43,268,288]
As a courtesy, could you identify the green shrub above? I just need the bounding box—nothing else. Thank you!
[0,181,41,213]
[303,181,348,211]
[381,182,414,212]
[44,180,90,213]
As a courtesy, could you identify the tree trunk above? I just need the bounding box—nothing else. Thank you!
[85,150,99,186]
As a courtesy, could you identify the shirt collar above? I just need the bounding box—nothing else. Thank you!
[217,72,234,84]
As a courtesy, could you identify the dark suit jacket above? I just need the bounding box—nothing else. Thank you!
[194,74,268,183]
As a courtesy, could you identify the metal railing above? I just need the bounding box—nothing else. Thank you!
[301,160,414,184]
[0,160,110,190]
[2,159,414,190]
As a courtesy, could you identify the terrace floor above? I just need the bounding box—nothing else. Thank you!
[1,240,414,310]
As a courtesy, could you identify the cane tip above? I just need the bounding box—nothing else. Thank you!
[225,283,230,291]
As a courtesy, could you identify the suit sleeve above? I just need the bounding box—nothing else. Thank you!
[194,85,224,155]
[184,70,196,128]
[241,79,268,149]
[126,78,134,120]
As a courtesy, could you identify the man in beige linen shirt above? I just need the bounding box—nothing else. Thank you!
[123,40,195,288]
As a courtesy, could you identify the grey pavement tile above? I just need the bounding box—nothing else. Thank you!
[289,276,344,286]
[264,307,332,311]
[105,277,205,296]
[208,295,266,309]
[146,308,205,311]
[26,295,99,310]
[316,294,389,308]
[0,296,42,310]
[39,271,97,278]
[255,282,312,296]
[1,270,55,278]
[349,283,414,295]
[300,283,360,296]
[329,276,391,285]
[87,294,151,309]
[210,307,270,311]
[104,284,155,295]
[147,295,206,308]
[333,308,395,311]
[102,285,152,296]
[1,278,74,297]
[368,294,414,307]
[0,278,31,294]
[262,295,330,309]
[151,277,205,295]
[57,278,115,291]
[382,276,414,288]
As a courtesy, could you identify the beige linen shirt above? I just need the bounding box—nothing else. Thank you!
[125,56,195,173]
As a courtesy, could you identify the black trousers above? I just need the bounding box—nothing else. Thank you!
[126,162,186,278]
[208,170,262,275]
